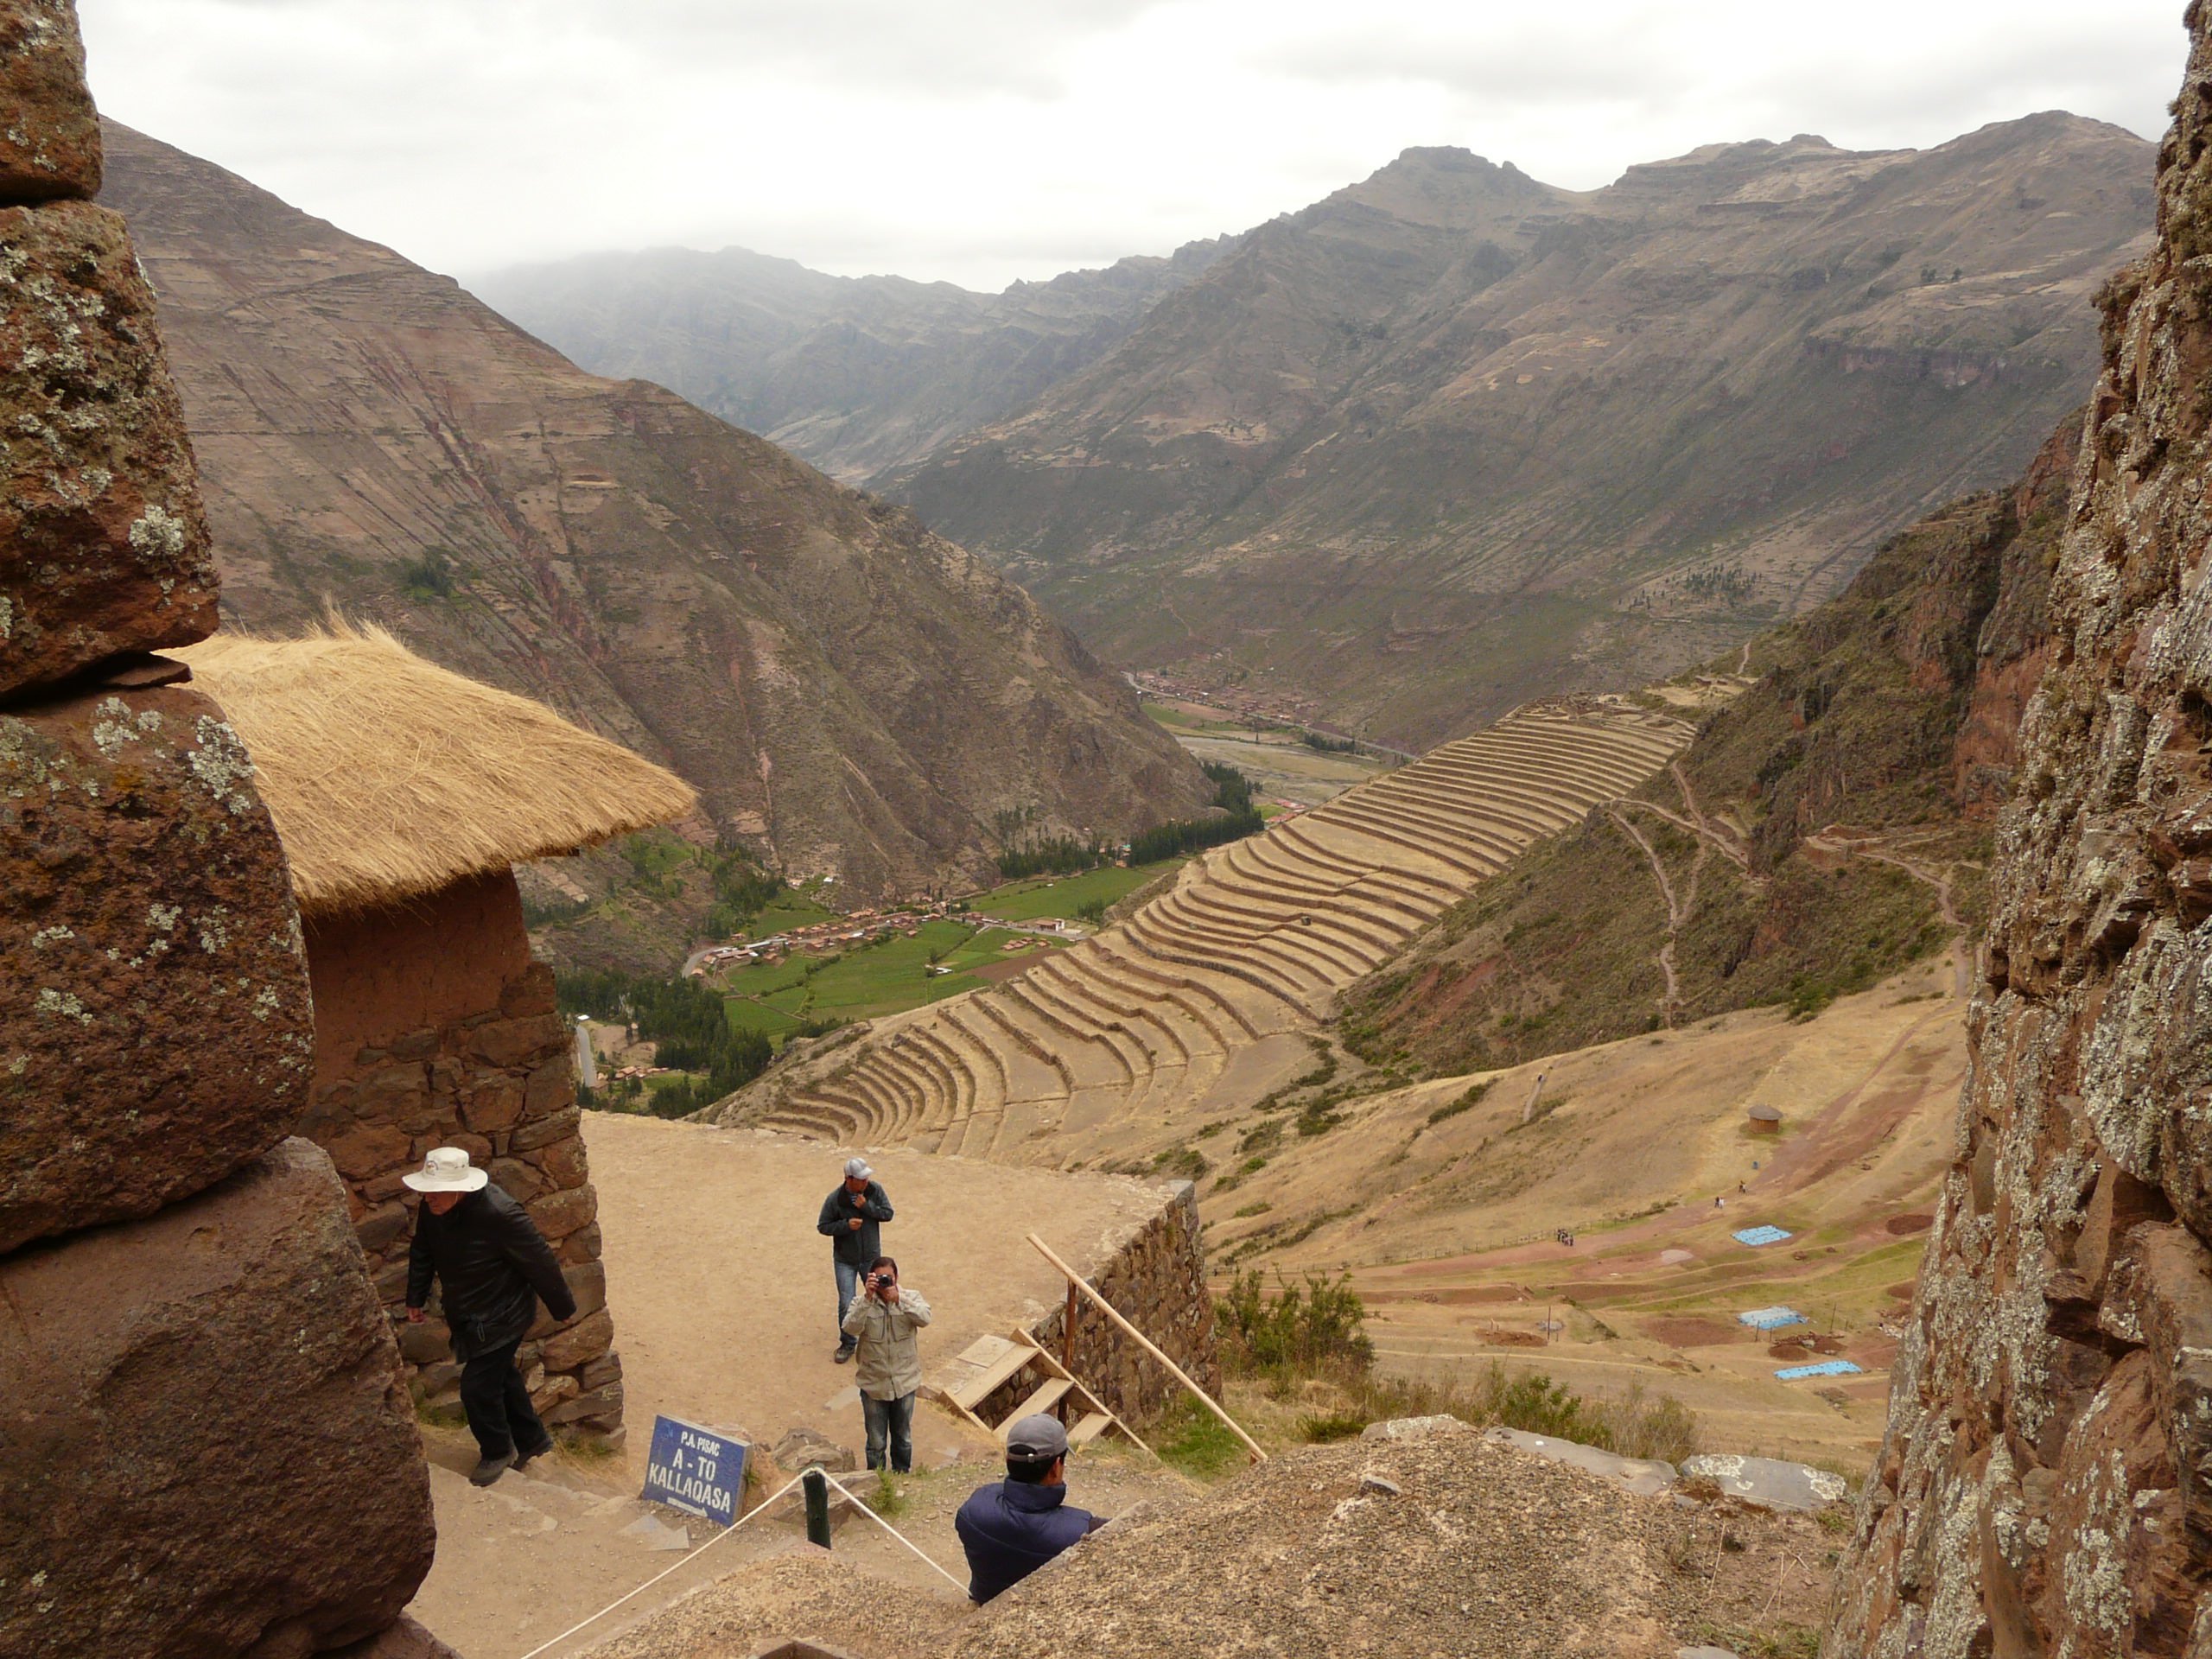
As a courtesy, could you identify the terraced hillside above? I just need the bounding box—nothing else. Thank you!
[713,702,1689,1166]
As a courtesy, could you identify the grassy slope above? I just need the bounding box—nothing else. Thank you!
[1342,419,2075,1078]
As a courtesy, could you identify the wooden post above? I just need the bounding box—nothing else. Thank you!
[1060,1281,1080,1426]
[802,1468,830,1549]
[1026,1231,1266,1462]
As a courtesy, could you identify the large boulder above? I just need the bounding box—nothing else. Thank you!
[0,1138,435,1659]
[0,197,215,696]
[0,2,100,204]
[0,682,313,1251]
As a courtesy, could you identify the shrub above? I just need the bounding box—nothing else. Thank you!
[1217,1270,1375,1377]
[1427,1078,1493,1126]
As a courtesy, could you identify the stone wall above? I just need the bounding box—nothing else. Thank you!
[0,9,438,1652]
[1827,9,2212,1655]
[298,869,623,1439]
[1027,1180,1219,1426]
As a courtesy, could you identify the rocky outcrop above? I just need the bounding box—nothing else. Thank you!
[0,8,433,1654]
[0,1,97,200]
[0,1140,435,1659]
[1827,9,2212,1653]
[0,194,215,695]
[0,681,313,1252]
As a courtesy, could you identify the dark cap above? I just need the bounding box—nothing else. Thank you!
[1005,1414,1070,1461]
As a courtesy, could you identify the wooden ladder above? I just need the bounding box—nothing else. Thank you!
[927,1326,1149,1455]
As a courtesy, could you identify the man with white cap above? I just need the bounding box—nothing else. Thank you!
[816,1156,893,1363]
[404,1146,577,1486]
[953,1413,1104,1603]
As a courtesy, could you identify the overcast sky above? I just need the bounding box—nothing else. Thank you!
[79,0,2189,292]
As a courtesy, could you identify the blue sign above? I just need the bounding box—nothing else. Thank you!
[641,1414,747,1526]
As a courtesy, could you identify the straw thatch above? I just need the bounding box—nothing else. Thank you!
[178,621,698,918]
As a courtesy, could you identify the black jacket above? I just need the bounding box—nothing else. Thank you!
[817,1179,893,1268]
[407,1184,575,1361]
[954,1478,1099,1603]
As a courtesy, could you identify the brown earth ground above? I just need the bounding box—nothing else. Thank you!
[404,1119,1199,1656]
[1212,953,1965,1467]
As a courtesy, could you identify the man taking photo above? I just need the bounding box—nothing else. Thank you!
[839,1255,931,1475]
[817,1157,893,1363]
[403,1147,576,1487]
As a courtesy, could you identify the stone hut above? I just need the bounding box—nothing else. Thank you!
[181,621,696,1441]
[1745,1104,1781,1135]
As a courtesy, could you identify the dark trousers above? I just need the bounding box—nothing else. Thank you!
[835,1259,861,1350]
[862,1390,915,1474]
[459,1338,548,1460]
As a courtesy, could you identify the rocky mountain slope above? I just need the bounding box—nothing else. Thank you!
[887,119,2152,747]
[1340,414,2080,1078]
[473,235,1233,486]
[1831,10,2212,1649]
[100,122,1211,914]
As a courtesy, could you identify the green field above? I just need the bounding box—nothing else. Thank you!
[968,858,1183,923]
[720,919,1068,1041]
[1141,698,1247,733]
[743,890,838,940]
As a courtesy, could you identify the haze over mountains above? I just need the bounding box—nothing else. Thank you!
[474,238,1236,486]
[100,121,1211,905]
[485,115,2153,747]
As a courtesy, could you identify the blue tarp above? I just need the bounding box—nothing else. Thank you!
[1732,1225,1793,1247]
[1738,1306,1806,1330]
[1775,1360,1863,1380]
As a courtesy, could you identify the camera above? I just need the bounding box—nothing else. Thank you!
[867,1270,893,1291]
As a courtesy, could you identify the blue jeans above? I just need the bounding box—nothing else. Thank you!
[835,1259,861,1349]
[863,1390,915,1473]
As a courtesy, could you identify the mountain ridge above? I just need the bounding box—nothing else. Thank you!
[484,113,2148,751]
[887,111,2148,747]
[100,119,1213,920]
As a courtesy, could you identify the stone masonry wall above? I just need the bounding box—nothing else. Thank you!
[1027,1180,1219,1427]
[1827,9,2212,1655]
[299,870,623,1440]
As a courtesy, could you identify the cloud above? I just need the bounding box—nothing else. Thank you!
[76,0,2185,290]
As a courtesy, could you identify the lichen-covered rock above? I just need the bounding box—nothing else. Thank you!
[0,2,100,203]
[0,1138,435,1659]
[0,198,215,696]
[0,683,313,1251]
[1826,8,2212,1653]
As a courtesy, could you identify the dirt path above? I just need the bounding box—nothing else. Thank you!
[1805,829,1975,998]
[1606,804,1704,1025]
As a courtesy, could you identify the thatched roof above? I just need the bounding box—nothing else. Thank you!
[179,622,697,918]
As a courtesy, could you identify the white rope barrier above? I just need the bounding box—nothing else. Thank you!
[507,1465,967,1659]
[511,1471,809,1659]
[817,1470,971,1595]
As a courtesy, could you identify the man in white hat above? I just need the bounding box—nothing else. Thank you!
[404,1147,577,1486]
[817,1156,893,1363]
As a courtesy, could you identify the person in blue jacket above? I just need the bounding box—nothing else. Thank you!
[954,1414,1105,1602]
[817,1156,893,1363]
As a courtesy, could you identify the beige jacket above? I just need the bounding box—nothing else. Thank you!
[842,1285,932,1401]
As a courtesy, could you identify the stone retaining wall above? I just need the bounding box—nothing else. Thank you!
[296,870,622,1440]
[1029,1180,1219,1426]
